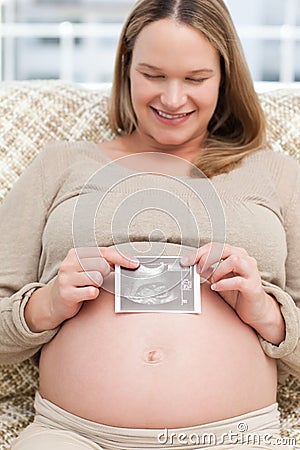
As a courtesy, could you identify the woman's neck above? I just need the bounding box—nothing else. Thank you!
[112,130,204,163]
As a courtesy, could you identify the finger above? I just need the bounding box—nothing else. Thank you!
[180,242,225,267]
[61,285,100,302]
[211,276,247,292]
[99,247,140,269]
[70,247,139,268]
[76,257,111,276]
[73,271,104,288]
[193,248,224,279]
[210,254,250,283]
[77,285,100,301]
[64,248,109,272]
[180,249,200,266]
[70,247,104,260]
[198,244,250,277]
[218,245,249,260]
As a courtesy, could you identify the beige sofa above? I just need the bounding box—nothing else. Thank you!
[0,80,299,449]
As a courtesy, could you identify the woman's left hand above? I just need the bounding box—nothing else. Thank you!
[181,243,285,345]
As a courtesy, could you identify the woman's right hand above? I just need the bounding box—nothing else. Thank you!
[24,247,139,332]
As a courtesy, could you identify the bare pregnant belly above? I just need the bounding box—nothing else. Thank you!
[39,282,277,428]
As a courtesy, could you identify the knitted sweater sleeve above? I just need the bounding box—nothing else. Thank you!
[259,158,300,382]
[0,149,59,364]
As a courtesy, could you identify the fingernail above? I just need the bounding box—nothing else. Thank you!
[181,256,189,265]
[211,283,216,290]
[130,258,140,265]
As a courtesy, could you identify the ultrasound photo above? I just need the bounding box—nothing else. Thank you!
[115,256,201,313]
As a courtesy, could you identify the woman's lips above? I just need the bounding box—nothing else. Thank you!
[151,107,194,124]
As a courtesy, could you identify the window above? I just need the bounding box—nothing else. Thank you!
[1,0,300,84]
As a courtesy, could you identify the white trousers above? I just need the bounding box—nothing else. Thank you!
[11,392,290,450]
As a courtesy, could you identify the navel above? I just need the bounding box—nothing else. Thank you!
[142,348,164,364]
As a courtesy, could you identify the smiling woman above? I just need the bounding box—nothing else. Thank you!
[1,1,299,450]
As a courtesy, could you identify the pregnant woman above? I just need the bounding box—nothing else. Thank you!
[1,1,299,449]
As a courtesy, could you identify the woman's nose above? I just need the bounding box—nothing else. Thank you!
[160,80,187,110]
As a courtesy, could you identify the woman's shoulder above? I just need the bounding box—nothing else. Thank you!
[33,140,112,198]
[38,140,109,166]
[245,149,300,207]
[243,148,299,181]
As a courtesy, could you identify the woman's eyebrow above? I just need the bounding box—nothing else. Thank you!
[137,63,214,74]
[137,63,163,71]
[188,68,214,74]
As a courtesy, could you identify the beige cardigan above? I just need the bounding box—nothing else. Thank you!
[0,141,299,382]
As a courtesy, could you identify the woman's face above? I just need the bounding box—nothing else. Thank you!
[129,19,221,153]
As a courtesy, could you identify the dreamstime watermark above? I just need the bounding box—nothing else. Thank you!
[157,422,297,447]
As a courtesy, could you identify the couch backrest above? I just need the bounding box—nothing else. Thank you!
[0,80,114,202]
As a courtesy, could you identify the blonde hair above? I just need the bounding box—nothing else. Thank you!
[109,0,266,177]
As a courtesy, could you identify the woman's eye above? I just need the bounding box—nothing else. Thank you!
[186,77,206,83]
[143,73,164,79]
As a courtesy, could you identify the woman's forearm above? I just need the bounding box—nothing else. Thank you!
[247,292,285,346]
[24,284,60,333]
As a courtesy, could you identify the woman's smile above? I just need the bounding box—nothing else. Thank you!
[150,106,194,125]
